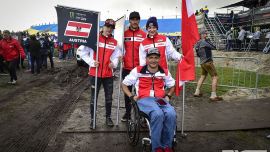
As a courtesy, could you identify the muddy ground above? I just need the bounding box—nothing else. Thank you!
[0,57,270,152]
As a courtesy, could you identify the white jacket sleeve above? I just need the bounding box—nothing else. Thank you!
[122,67,138,86]
[139,43,146,66]
[110,45,122,68]
[164,71,175,88]
[165,37,182,62]
[80,45,95,67]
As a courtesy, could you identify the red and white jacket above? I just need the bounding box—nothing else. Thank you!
[80,34,121,78]
[122,65,175,99]
[139,34,182,70]
[123,28,146,70]
[0,38,25,61]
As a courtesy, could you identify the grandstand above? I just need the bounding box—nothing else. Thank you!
[27,18,182,36]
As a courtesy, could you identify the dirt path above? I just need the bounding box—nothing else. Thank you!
[0,61,89,152]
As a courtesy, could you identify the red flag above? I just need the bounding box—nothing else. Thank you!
[175,0,199,96]
[64,21,92,38]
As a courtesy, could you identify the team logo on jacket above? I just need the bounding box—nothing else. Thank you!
[157,39,163,42]
[64,21,92,38]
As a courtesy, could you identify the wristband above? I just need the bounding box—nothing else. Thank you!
[129,95,135,101]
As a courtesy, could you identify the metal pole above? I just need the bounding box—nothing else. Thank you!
[93,13,101,129]
[181,83,186,136]
[116,64,123,125]
[115,15,126,126]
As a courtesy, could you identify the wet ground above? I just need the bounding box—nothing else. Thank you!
[0,58,269,152]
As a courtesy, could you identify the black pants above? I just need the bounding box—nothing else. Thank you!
[41,54,48,68]
[254,39,259,51]
[0,55,7,73]
[30,56,41,74]
[122,69,133,116]
[48,51,54,68]
[7,59,18,81]
[90,76,114,119]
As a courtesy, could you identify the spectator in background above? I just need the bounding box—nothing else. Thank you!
[0,30,25,84]
[203,5,209,18]
[29,35,41,74]
[226,27,233,51]
[195,10,199,16]
[175,36,181,52]
[229,10,235,26]
[199,8,204,15]
[47,36,54,68]
[238,26,246,50]
[22,34,31,70]
[194,30,223,102]
[0,30,7,74]
[62,43,72,60]
[39,34,50,69]
[253,27,261,51]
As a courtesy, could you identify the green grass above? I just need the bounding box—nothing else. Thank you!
[168,63,270,96]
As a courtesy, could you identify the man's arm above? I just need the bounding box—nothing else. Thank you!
[122,68,138,101]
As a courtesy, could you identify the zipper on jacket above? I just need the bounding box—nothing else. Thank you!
[132,31,135,68]
[152,37,155,48]
[151,74,155,97]
[100,38,107,77]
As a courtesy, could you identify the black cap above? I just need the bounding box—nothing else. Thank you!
[129,11,140,20]
[147,48,160,57]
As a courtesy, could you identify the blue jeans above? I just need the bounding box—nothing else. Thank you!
[137,97,176,151]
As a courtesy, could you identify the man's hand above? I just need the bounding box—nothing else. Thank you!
[109,62,114,68]
[165,96,170,101]
[118,56,123,62]
[94,61,99,67]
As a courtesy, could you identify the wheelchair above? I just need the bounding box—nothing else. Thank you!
[126,100,177,152]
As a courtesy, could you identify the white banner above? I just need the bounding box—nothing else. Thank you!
[114,15,126,50]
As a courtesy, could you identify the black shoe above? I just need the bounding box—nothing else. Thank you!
[90,119,94,129]
[106,117,114,127]
[121,113,131,122]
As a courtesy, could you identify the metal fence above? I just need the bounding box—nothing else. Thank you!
[169,56,265,98]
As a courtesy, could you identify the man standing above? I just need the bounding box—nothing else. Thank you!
[238,26,246,50]
[194,30,223,101]
[226,27,233,51]
[253,27,261,51]
[139,16,182,70]
[121,11,146,122]
[0,30,25,84]
[122,48,176,152]
[80,19,121,128]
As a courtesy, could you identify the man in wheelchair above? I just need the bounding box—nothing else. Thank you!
[122,47,176,152]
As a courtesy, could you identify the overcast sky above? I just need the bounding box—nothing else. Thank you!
[0,0,241,31]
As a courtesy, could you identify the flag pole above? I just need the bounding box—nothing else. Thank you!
[116,15,126,126]
[181,82,187,136]
[93,12,101,130]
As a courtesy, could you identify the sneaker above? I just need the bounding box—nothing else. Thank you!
[106,117,114,127]
[121,113,131,122]
[11,80,16,85]
[193,93,203,97]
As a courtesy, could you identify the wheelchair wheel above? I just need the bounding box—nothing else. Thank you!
[127,101,140,146]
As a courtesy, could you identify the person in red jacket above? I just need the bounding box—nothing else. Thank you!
[122,48,176,152]
[0,30,25,84]
[121,11,146,122]
[139,17,182,70]
[80,19,121,128]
